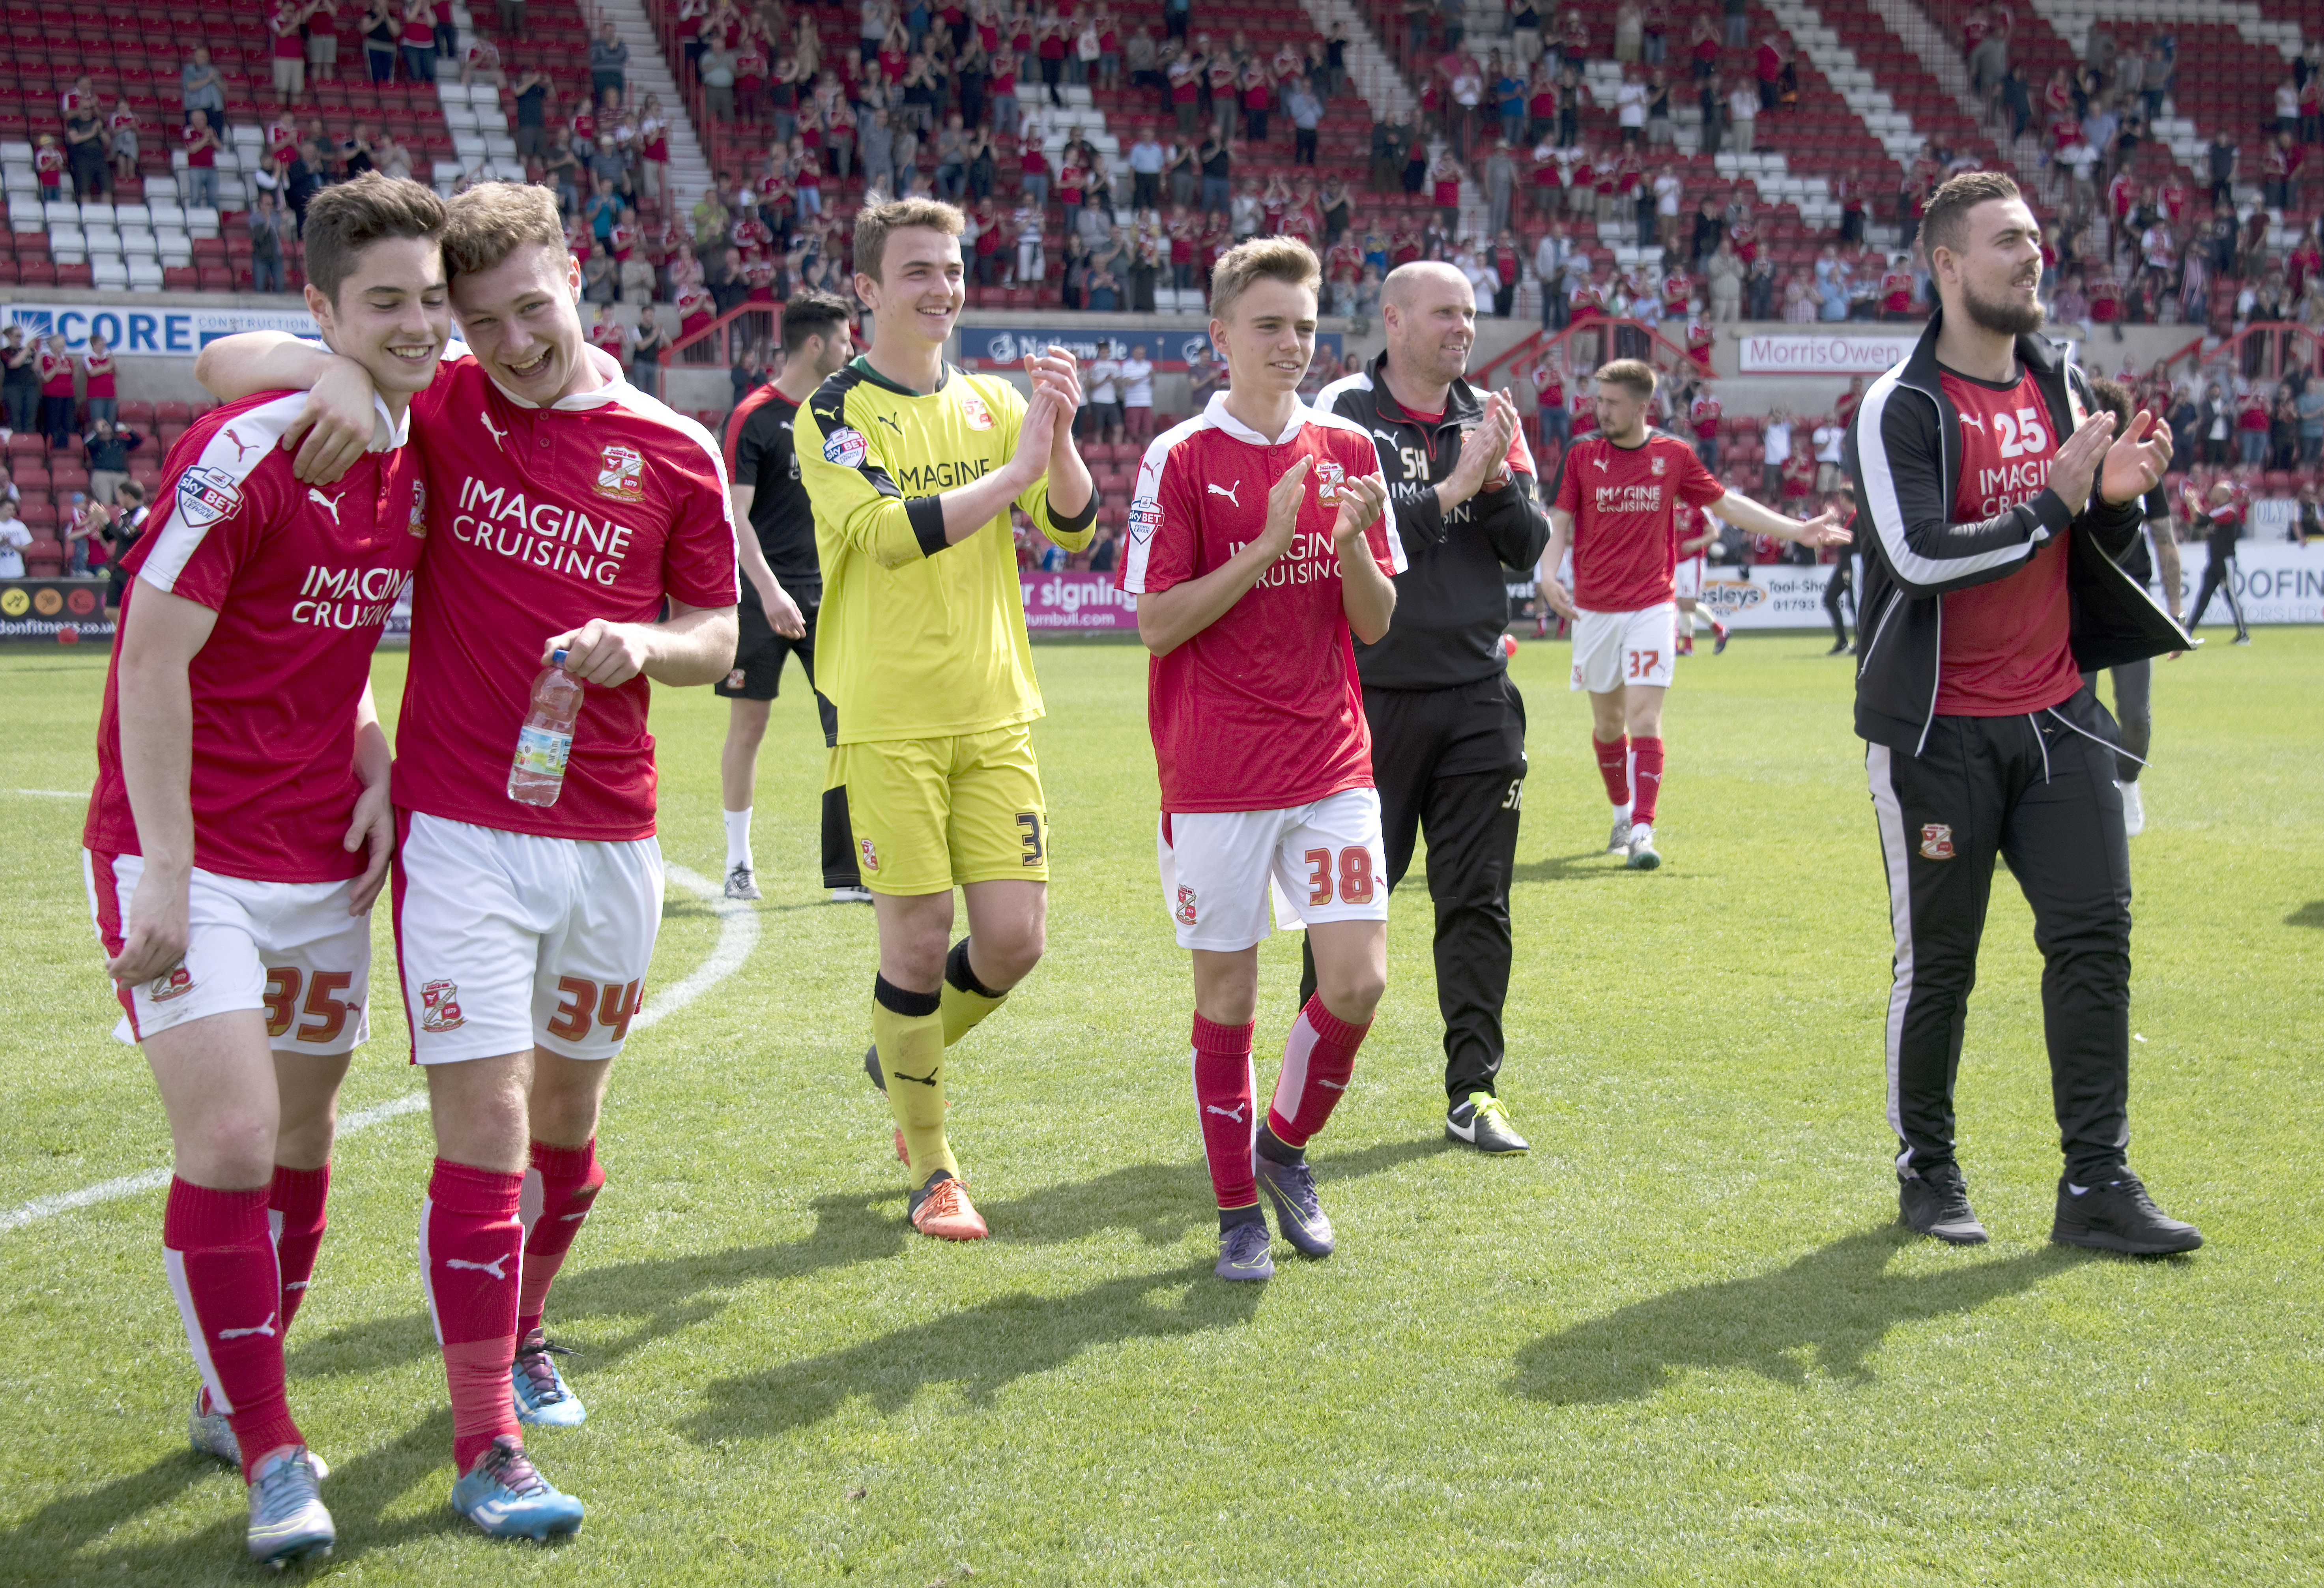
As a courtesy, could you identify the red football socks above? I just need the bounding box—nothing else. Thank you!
[1190,1014,1258,1211]
[268,1163,329,1330]
[1594,734,1630,807]
[1267,994,1369,1149]
[421,1158,525,1473]
[1632,736,1666,823]
[516,1138,604,1341]
[163,1177,303,1483]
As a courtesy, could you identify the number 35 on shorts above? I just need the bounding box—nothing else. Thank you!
[1016,809,1046,867]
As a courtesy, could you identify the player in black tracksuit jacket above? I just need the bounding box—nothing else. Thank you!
[1844,213,2200,1257]
[1300,338,1550,1152]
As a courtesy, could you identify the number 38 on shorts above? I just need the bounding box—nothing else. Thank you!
[1155,787,1390,953]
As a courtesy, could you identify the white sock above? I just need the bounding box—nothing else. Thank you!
[722,808,752,872]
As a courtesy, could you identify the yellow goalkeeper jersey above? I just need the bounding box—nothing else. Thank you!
[797,356,1096,745]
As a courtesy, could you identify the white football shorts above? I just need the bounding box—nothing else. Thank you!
[1571,602,1679,694]
[1155,787,1388,952]
[84,849,373,1053]
[1673,554,1704,600]
[393,811,664,1064]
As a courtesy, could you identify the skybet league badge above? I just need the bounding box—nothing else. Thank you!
[594,442,646,503]
[823,426,869,469]
[1128,496,1163,544]
[1920,823,1956,861]
[175,465,245,528]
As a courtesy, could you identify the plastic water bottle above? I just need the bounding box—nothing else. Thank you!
[507,649,583,806]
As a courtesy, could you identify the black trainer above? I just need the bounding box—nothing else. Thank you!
[1445,1091,1530,1153]
[1898,1163,1989,1245]
[2051,1170,2203,1255]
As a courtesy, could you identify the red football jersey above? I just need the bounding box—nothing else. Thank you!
[1119,393,1402,814]
[395,345,739,840]
[1933,368,2079,716]
[84,392,425,881]
[1552,430,1726,611]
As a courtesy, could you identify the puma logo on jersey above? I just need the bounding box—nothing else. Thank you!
[1957,413,1986,431]
[874,413,903,433]
[1592,456,1610,471]
[306,488,343,525]
[221,428,256,463]
[481,412,509,450]
[1204,1102,1247,1123]
[1206,481,1242,506]
[217,1313,279,1340]
[444,1255,510,1281]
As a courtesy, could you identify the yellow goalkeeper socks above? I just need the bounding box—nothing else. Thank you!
[939,938,1010,1048]
[872,975,954,1187]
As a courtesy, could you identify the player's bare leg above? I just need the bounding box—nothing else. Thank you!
[144,1011,335,1562]
[718,697,773,900]
[866,879,1044,1238]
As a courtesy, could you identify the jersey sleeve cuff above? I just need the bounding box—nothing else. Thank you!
[1045,487,1099,536]
[907,495,949,557]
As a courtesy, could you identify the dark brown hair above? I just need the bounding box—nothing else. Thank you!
[301,173,445,306]
[1922,171,2026,261]
[1594,358,1658,399]
[781,290,853,355]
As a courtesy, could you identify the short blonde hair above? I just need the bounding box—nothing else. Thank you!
[853,197,965,284]
[1594,359,1658,399]
[441,181,565,281]
[1210,236,1322,323]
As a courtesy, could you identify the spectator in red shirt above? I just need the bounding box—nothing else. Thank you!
[271,0,309,103]
[181,110,222,209]
[38,333,76,450]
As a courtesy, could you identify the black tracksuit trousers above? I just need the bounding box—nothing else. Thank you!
[1864,683,2135,1184]
[1300,673,1528,1101]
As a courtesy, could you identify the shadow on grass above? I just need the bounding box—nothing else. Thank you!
[684,1259,1263,1442]
[2287,901,2324,928]
[0,1408,524,1577]
[1511,850,1619,884]
[283,1136,1443,1380]
[1509,1225,2094,1405]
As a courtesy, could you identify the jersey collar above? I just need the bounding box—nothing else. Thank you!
[1203,390,1311,446]
[369,391,411,451]
[846,354,954,398]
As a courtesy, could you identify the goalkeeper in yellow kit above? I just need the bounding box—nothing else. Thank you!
[796,198,1096,1240]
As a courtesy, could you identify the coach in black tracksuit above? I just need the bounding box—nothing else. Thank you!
[1299,266,1552,1154]
[1844,172,2201,1257]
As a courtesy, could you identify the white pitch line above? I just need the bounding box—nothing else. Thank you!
[0,862,757,1236]
[15,789,86,799]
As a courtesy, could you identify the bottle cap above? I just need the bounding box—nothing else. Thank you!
[551,647,569,666]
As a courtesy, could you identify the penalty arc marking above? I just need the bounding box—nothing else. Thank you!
[0,863,758,1235]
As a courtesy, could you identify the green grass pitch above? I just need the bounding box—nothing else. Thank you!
[0,628,2318,1586]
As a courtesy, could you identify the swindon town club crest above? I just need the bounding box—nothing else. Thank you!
[149,965,196,1002]
[594,443,645,503]
[420,978,466,1032]
[958,389,995,430]
[407,478,428,537]
[1650,455,1667,475]
[1176,885,1198,926]
[1313,459,1346,504]
[1920,824,1956,861]
[859,836,880,873]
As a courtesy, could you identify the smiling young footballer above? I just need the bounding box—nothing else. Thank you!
[796,198,1094,1242]
[1537,359,1849,870]
[1121,238,1397,1281]
[82,173,446,1568]
[193,181,740,1539]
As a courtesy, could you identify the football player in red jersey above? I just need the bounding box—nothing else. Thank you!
[1539,360,1846,868]
[84,174,449,1568]
[192,182,740,1540]
[1120,238,1393,1281]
